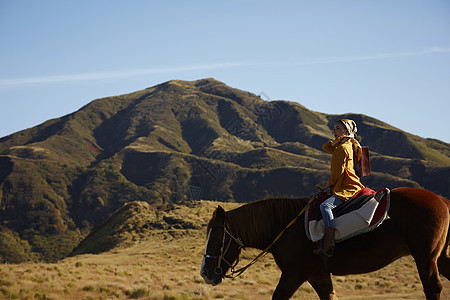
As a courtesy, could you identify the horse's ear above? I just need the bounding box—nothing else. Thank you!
[213,205,226,223]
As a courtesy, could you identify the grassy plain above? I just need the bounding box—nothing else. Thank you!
[0,200,449,299]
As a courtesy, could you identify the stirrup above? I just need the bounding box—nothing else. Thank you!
[324,245,335,257]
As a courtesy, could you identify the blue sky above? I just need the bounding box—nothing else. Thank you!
[1,0,449,142]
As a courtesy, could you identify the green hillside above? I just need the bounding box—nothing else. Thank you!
[0,78,449,262]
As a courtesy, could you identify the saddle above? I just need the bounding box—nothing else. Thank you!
[305,188,390,243]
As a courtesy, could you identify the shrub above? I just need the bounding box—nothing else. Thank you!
[129,288,151,298]
[82,285,95,292]
[75,261,84,267]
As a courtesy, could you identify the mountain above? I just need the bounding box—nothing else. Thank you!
[0,78,449,262]
[70,201,201,256]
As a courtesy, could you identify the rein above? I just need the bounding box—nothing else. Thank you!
[224,192,319,278]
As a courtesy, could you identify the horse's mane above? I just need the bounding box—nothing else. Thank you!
[225,197,310,249]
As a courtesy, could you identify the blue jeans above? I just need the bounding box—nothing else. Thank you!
[319,195,344,228]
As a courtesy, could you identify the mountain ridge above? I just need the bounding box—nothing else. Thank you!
[0,78,448,262]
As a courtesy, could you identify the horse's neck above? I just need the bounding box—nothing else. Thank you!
[226,198,306,250]
[226,210,265,250]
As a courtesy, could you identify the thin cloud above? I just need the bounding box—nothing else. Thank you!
[0,62,248,87]
[296,46,450,65]
[262,46,450,67]
[1,47,449,87]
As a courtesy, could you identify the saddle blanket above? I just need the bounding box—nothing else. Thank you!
[305,188,390,243]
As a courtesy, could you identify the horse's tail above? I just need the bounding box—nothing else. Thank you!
[443,196,450,248]
[437,196,450,280]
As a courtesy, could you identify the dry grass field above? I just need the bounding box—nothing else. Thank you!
[0,200,449,300]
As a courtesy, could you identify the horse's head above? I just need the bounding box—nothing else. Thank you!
[200,205,244,286]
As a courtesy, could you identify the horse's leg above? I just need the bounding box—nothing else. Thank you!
[272,271,306,300]
[409,224,447,299]
[309,274,338,300]
[414,257,443,300]
[438,243,450,280]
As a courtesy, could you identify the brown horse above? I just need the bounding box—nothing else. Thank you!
[200,187,450,299]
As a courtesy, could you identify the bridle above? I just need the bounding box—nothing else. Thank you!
[204,222,244,279]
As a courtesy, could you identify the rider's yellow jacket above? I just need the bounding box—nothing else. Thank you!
[323,137,364,201]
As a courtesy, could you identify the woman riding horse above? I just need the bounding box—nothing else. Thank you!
[314,119,364,257]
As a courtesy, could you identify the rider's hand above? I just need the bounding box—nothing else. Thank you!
[315,184,328,191]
